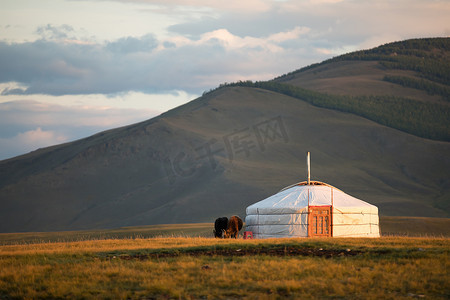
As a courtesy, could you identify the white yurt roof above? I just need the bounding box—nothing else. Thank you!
[246,181,378,215]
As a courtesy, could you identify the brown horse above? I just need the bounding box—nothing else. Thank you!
[224,216,243,239]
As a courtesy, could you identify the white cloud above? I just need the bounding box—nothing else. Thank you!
[0,127,67,160]
[268,26,310,43]
[196,29,278,52]
[191,26,310,52]
[17,127,67,145]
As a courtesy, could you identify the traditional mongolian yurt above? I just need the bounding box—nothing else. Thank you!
[245,153,380,238]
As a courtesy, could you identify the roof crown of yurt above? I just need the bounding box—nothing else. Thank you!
[245,152,380,238]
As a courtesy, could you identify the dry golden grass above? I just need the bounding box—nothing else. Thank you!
[0,236,449,299]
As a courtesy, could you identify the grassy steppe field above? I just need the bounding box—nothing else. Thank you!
[0,219,449,299]
[0,237,448,299]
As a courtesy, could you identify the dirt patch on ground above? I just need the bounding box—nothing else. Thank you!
[113,247,361,261]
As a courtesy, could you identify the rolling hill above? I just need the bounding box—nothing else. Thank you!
[0,38,449,233]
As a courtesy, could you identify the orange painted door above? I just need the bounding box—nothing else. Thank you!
[308,206,332,237]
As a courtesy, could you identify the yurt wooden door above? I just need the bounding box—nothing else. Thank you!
[308,206,332,237]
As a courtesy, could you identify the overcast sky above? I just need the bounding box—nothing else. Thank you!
[0,0,449,160]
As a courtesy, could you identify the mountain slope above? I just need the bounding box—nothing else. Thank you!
[277,37,450,101]
[0,38,449,233]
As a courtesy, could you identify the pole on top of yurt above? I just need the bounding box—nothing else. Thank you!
[307,151,311,185]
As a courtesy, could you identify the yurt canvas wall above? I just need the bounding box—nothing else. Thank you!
[245,182,380,238]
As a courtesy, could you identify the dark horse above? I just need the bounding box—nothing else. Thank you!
[213,217,228,238]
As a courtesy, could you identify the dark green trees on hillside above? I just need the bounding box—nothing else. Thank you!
[277,38,450,85]
[383,75,450,101]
